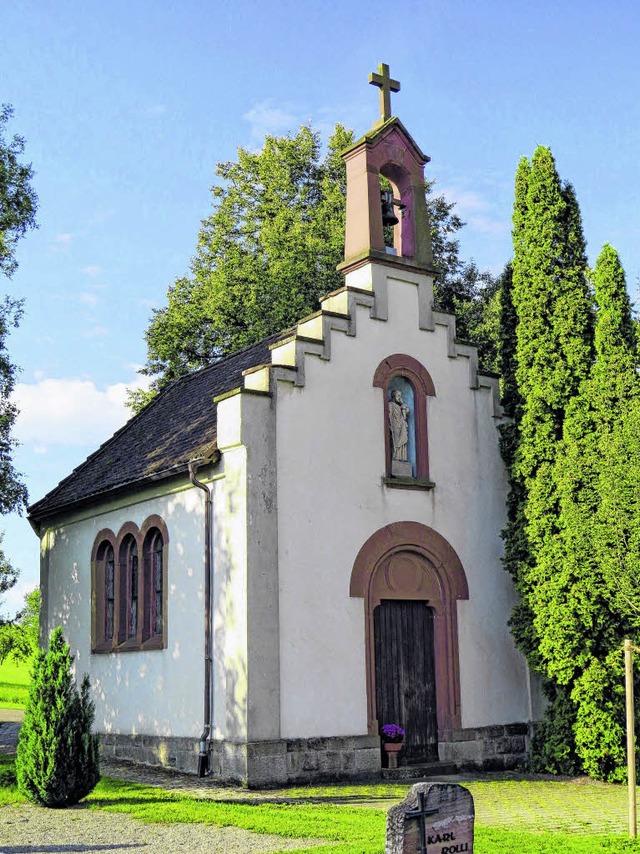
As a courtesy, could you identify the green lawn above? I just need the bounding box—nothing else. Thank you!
[2,756,640,854]
[0,657,30,709]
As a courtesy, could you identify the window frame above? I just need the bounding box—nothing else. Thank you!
[141,519,168,651]
[91,515,169,654]
[91,529,118,653]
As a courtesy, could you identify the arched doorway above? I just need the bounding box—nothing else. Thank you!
[350,522,469,762]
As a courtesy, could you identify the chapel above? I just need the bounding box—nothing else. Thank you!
[28,64,541,785]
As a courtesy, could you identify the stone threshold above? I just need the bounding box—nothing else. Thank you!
[381,761,457,780]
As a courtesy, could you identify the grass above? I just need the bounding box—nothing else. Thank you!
[0,657,31,709]
[2,655,637,851]
[2,756,640,853]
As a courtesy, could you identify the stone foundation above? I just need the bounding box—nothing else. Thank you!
[100,732,200,774]
[209,735,382,787]
[100,724,529,783]
[438,723,529,771]
[99,733,381,786]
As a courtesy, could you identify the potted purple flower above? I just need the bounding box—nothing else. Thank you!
[380,723,405,768]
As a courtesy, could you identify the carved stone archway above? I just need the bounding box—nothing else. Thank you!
[350,522,468,736]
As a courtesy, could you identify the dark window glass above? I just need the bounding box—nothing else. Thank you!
[129,543,138,638]
[105,545,115,641]
[153,537,163,636]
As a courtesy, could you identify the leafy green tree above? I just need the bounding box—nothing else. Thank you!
[594,389,640,639]
[0,294,28,515]
[458,262,501,373]
[0,104,38,627]
[131,124,494,410]
[0,587,40,664]
[16,627,99,807]
[562,246,639,779]
[0,104,37,521]
[0,104,37,277]
[533,244,638,781]
[503,147,595,772]
[0,531,18,610]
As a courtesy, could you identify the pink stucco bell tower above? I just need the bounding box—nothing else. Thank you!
[338,64,435,277]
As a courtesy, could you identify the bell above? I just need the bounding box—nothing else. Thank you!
[381,189,400,227]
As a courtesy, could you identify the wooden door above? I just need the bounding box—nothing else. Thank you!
[373,599,438,763]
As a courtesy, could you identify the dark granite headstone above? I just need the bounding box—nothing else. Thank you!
[386,782,474,854]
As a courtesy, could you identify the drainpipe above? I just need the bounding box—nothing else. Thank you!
[189,457,213,778]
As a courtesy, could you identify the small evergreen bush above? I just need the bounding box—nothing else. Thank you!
[16,626,100,807]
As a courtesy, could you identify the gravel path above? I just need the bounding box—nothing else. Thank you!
[0,801,316,854]
[0,717,323,854]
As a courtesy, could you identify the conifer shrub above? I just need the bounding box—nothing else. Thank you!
[15,626,100,807]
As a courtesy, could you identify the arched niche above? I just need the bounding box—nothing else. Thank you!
[373,354,435,483]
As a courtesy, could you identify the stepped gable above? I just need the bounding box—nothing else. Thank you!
[28,334,281,524]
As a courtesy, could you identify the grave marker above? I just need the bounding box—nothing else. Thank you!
[386,782,474,854]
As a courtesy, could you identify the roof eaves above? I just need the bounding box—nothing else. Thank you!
[28,451,221,530]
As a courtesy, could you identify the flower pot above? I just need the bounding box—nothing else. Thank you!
[383,741,403,769]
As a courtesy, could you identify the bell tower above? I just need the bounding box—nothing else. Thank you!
[338,63,435,277]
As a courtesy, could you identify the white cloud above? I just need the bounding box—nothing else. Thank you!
[243,101,297,144]
[441,187,489,215]
[50,232,73,253]
[144,104,167,117]
[1,578,37,621]
[83,325,109,338]
[13,377,134,450]
[441,186,509,238]
[82,265,103,277]
[79,292,100,307]
[467,216,509,237]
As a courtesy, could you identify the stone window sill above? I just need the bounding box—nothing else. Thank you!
[382,476,436,490]
[92,636,165,655]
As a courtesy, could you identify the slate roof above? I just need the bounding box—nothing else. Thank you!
[28,334,282,525]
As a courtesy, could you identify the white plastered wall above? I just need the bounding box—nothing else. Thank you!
[274,268,531,738]
[41,484,213,739]
[213,390,280,744]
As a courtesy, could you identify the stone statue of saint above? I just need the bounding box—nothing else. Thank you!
[389,389,410,461]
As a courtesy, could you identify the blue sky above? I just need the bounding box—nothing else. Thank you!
[2,0,640,614]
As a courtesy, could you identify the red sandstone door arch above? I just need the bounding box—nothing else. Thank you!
[350,522,469,749]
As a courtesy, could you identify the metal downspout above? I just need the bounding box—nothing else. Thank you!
[189,457,213,778]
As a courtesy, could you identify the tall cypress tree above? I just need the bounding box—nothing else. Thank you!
[565,246,639,780]
[501,161,536,660]
[503,147,594,771]
[530,245,635,778]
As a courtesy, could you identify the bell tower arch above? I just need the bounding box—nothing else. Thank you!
[338,64,435,276]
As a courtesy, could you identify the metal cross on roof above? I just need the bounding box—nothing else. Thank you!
[404,790,440,854]
[368,62,400,124]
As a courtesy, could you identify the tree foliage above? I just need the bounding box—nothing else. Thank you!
[16,627,100,807]
[0,105,37,278]
[131,123,496,409]
[0,531,18,605]
[504,148,593,672]
[0,105,37,525]
[0,587,40,664]
[504,145,640,781]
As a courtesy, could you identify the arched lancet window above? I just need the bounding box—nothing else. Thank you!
[143,527,164,642]
[91,516,169,654]
[373,354,436,487]
[119,534,139,644]
[91,532,117,652]
[104,543,115,642]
